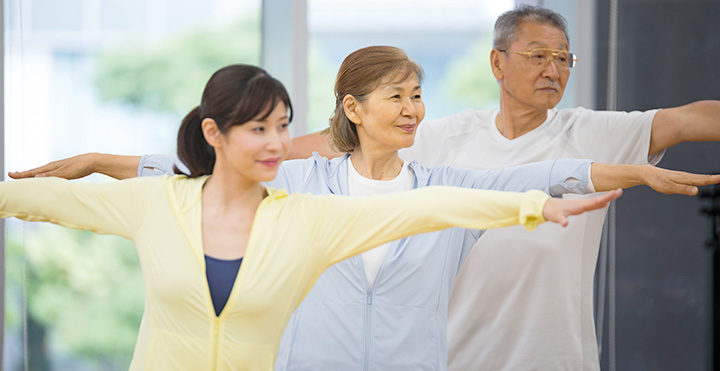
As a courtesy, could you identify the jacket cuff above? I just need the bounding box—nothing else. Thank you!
[519,189,549,231]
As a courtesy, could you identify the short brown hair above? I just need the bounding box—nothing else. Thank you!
[325,46,424,153]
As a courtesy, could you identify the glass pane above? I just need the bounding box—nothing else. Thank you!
[306,0,514,133]
[3,0,260,369]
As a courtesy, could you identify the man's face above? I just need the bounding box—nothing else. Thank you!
[495,21,571,111]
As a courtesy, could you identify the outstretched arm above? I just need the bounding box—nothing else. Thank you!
[591,163,720,195]
[311,186,622,265]
[8,153,141,180]
[9,132,343,180]
[649,100,720,155]
[438,159,720,197]
[438,159,594,196]
[0,176,157,238]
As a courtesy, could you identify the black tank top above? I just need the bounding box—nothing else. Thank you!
[205,255,243,316]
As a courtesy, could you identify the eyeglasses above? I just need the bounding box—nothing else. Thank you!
[497,48,578,69]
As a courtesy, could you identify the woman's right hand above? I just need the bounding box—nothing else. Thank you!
[9,153,98,179]
[8,153,141,180]
[542,189,623,227]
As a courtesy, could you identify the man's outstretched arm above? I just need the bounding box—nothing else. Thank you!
[650,100,720,156]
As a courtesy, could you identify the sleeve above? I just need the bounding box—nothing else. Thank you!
[138,154,187,177]
[263,155,322,191]
[430,159,594,196]
[307,186,549,266]
[264,153,337,192]
[571,109,664,165]
[0,177,159,239]
[264,162,292,190]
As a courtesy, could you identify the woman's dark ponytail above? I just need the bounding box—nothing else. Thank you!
[174,65,293,178]
[175,106,215,177]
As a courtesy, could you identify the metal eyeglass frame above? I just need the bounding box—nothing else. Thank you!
[497,48,579,68]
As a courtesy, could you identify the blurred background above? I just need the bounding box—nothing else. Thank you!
[2,0,718,369]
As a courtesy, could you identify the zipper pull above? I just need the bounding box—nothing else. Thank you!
[367,291,372,305]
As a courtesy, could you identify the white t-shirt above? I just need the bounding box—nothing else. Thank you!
[399,107,662,371]
[347,157,414,287]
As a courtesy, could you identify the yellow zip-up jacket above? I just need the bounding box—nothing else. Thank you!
[0,175,549,370]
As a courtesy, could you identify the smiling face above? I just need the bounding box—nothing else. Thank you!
[493,21,571,112]
[210,103,292,183]
[349,73,425,153]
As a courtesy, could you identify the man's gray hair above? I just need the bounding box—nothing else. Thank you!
[493,4,569,50]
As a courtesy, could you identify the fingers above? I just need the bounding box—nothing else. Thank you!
[582,189,622,212]
[683,173,720,186]
[603,188,623,202]
[664,178,710,195]
[7,157,94,180]
[667,173,720,194]
[649,168,720,195]
[8,163,58,179]
[668,172,720,185]
[543,189,622,228]
[7,171,27,179]
[689,174,720,187]
[542,198,568,226]
[560,189,622,224]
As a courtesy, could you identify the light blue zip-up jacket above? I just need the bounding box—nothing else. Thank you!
[138,153,593,371]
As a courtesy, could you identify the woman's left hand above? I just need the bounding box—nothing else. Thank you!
[542,189,623,227]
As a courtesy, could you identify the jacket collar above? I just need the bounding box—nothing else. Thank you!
[315,151,431,192]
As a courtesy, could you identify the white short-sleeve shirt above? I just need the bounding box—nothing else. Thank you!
[399,107,662,371]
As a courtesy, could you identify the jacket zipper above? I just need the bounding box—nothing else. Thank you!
[212,317,220,370]
[360,245,394,371]
[362,289,373,371]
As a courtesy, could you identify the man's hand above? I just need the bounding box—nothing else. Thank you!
[643,166,720,195]
[591,163,720,195]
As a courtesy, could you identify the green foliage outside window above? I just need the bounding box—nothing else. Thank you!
[94,17,261,114]
[442,36,500,110]
[6,226,144,370]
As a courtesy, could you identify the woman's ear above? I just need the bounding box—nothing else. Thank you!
[342,95,362,126]
[201,118,222,148]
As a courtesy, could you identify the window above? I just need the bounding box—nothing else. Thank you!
[306,0,514,132]
[3,0,261,368]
